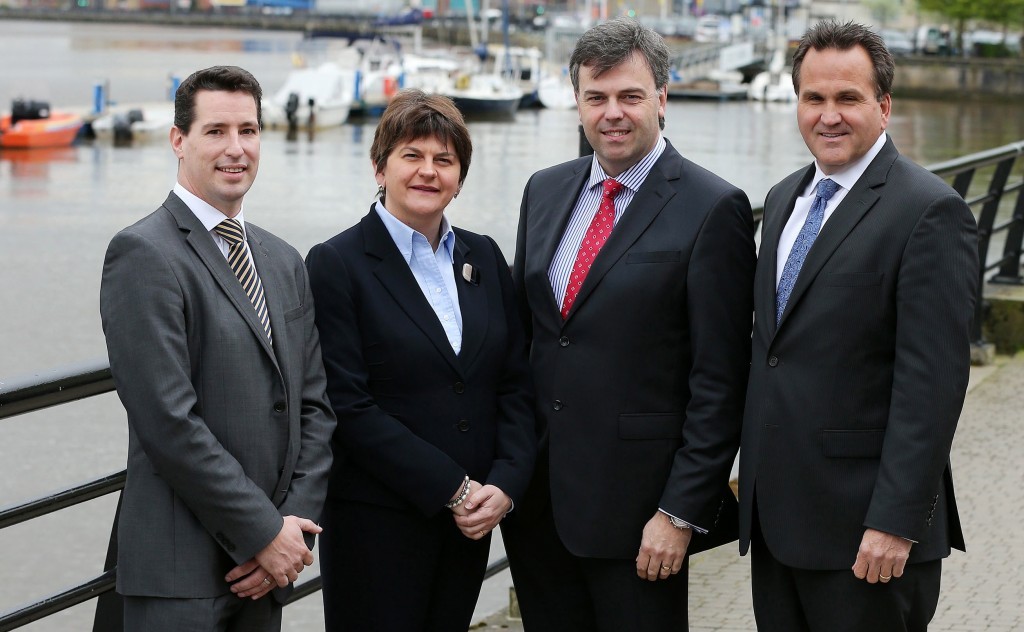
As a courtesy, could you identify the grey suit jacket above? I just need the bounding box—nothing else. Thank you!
[100,191,336,598]
[740,137,977,569]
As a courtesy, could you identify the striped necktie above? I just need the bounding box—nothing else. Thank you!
[213,218,272,343]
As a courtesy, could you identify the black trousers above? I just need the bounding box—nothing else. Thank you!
[319,498,491,632]
[751,516,942,632]
[502,497,689,632]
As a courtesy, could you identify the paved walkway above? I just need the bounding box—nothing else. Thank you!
[473,354,1024,631]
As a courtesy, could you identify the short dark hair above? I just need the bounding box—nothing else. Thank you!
[370,89,473,187]
[569,17,670,94]
[173,66,263,133]
[792,20,894,101]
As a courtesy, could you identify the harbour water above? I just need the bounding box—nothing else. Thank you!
[2,19,1024,630]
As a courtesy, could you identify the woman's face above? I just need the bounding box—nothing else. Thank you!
[375,135,462,233]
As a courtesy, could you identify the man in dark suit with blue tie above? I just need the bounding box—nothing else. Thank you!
[100,66,335,631]
[740,21,978,631]
[503,18,756,630]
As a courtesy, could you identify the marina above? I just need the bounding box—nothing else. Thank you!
[3,17,1024,631]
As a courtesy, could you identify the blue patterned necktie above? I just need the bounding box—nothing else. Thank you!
[776,178,840,325]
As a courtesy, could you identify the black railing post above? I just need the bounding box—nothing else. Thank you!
[950,169,975,198]
[990,170,1024,285]
[578,124,592,157]
[92,493,123,632]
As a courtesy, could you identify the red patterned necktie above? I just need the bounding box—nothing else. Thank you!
[561,178,625,319]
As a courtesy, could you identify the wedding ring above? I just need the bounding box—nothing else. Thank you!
[262,577,272,586]
[879,574,892,582]
[661,565,672,572]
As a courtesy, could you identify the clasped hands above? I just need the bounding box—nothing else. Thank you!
[451,479,511,541]
[225,515,322,600]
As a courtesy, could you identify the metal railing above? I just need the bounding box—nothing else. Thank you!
[0,363,511,631]
[2,139,1023,630]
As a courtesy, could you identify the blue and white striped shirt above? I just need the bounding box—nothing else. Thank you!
[547,136,667,308]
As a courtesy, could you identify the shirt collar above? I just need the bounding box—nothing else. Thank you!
[174,182,247,235]
[374,201,455,263]
[586,135,666,194]
[807,131,888,196]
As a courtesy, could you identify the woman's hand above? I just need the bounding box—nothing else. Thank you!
[453,484,511,540]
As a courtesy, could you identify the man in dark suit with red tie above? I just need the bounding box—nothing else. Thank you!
[740,21,978,631]
[502,18,756,630]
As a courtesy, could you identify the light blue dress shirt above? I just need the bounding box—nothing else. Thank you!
[375,202,463,354]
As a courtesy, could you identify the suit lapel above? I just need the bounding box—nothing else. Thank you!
[453,234,488,370]
[165,193,279,367]
[776,139,897,329]
[562,145,680,323]
[362,210,463,375]
[529,158,591,319]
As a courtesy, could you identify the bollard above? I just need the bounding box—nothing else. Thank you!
[92,82,105,116]
[168,74,181,101]
[578,124,593,157]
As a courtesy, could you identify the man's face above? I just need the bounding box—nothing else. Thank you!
[576,51,666,178]
[796,46,891,175]
[170,89,260,217]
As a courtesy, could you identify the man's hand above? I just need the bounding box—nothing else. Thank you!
[636,512,691,581]
[852,527,912,584]
[453,483,511,540]
[253,516,322,588]
[225,558,276,600]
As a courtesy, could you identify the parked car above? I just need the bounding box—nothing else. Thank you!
[880,29,914,56]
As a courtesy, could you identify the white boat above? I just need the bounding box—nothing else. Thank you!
[435,0,521,117]
[537,73,576,110]
[443,70,523,116]
[350,37,405,116]
[90,103,174,143]
[263,61,355,130]
[747,49,795,103]
[401,52,461,95]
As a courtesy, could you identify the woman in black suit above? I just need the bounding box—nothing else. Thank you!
[306,89,536,631]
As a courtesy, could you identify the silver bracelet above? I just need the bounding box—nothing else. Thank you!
[445,476,471,509]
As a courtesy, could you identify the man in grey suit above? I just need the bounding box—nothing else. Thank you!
[740,21,978,631]
[100,66,335,631]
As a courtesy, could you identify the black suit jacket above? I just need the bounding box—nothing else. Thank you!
[740,138,977,569]
[512,140,756,558]
[306,209,536,516]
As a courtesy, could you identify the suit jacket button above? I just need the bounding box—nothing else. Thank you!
[559,336,570,347]
[456,419,470,432]
[553,400,563,411]
[454,382,465,394]
[768,356,779,367]
[273,402,286,413]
